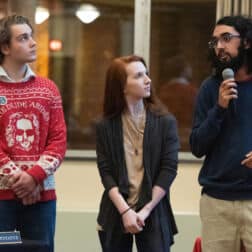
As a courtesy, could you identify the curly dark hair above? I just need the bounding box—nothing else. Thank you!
[209,15,252,77]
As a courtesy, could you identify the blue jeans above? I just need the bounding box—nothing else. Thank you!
[98,216,169,252]
[0,200,56,252]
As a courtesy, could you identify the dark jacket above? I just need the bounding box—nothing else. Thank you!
[190,76,252,200]
[96,110,179,248]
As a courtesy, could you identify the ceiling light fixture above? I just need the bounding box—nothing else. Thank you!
[35,7,50,25]
[75,4,100,24]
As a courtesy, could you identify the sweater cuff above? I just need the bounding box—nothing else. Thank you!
[214,104,227,120]
[155,174,176,193]
[26,165,47,184]
[103,175,117,192]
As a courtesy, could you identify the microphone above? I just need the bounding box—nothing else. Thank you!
[222,68,236,114]
[222,68,234,81]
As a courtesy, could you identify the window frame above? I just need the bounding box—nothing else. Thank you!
[66,0,203,162]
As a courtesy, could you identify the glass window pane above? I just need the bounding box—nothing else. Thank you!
[36,0,134,149]
[150,0,216,151]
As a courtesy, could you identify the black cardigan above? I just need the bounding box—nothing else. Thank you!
[96,110,180,248]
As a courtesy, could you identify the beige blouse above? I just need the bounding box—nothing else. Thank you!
[122,110,146,208]
[97,110,146,231]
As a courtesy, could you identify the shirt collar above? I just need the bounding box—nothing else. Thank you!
[0,65,36,83]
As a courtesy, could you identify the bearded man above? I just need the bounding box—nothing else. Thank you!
[190,15,252,252]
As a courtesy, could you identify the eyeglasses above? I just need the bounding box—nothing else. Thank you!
[208,33,240,49]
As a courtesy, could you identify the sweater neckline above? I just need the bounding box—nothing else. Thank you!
[0,76,36,85]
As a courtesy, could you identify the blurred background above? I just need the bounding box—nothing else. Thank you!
[1,0,217,151]
[1,1,251,251]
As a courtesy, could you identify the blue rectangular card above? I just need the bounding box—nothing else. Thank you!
[0,231,22,245]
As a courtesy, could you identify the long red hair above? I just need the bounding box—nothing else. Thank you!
[103,55,167,119]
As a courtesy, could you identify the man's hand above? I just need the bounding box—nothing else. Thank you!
[0,175,11,187]
[241,151,252,168]
[218,79,237,108]
[22,185,41,205]
[7,171,37,199]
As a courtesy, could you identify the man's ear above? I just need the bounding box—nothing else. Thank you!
[244,39,251,49]
[1,44,10,56]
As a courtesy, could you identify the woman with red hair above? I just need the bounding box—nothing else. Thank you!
[96,55,179,252]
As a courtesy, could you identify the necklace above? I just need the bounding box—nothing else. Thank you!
[122,111,145,156]
[135,148,139,156]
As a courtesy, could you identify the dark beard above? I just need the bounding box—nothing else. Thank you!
[209,46,246,78]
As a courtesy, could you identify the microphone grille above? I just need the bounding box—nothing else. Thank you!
[222,68,234,80]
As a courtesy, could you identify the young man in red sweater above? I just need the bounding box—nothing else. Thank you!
[0,15,66,251]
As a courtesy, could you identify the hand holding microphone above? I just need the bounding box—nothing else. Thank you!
[219,68,238,110]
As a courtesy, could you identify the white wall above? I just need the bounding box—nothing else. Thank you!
[55,160,202,213]
[54,160,203,252]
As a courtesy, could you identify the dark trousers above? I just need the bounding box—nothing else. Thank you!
[0,200,56,252]
[98,218,170,252]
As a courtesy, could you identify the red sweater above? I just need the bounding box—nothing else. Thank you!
[0,76,66,201]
